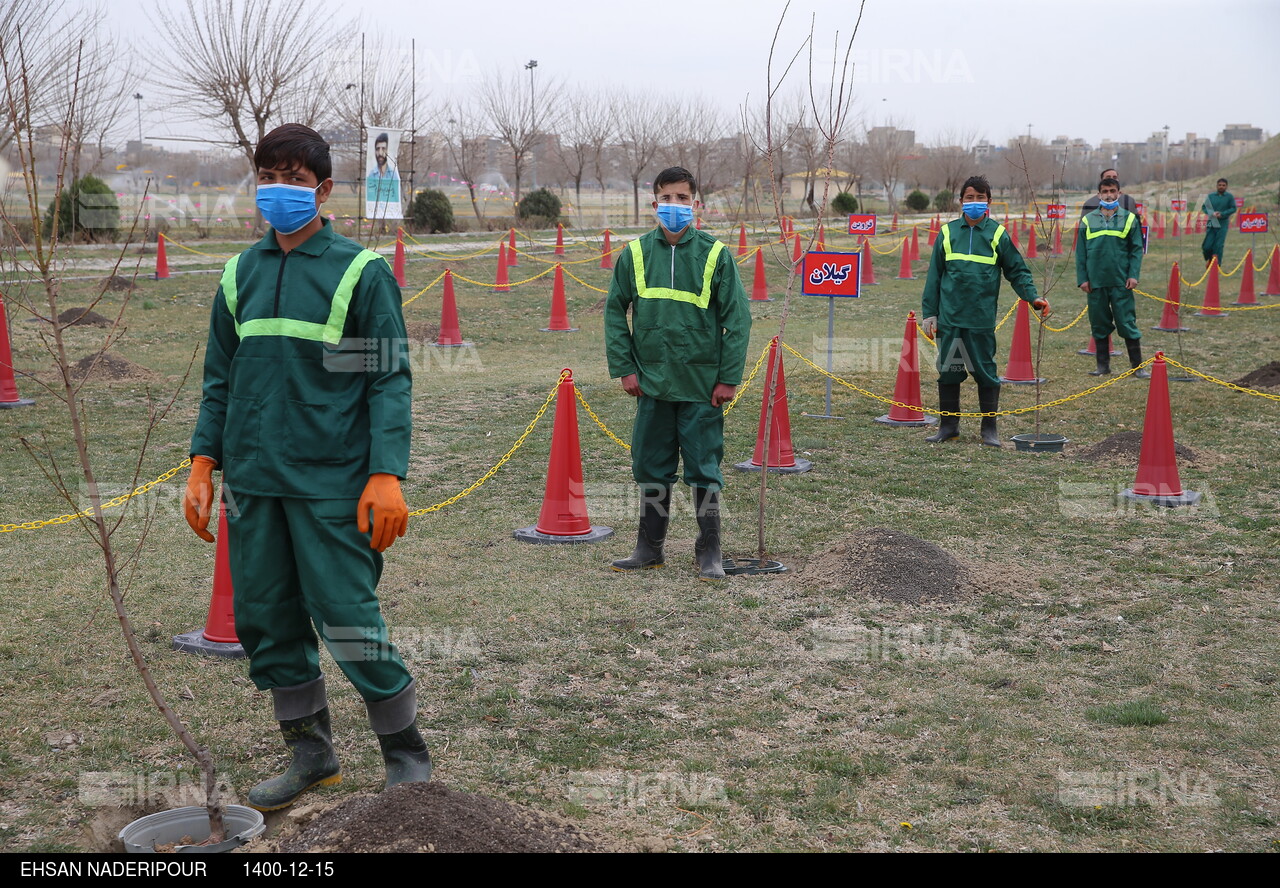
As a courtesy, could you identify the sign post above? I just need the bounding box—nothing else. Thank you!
[1239,212,1268,260]
[800,250,862,420]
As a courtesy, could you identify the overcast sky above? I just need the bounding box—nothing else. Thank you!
[80,0,1279,152]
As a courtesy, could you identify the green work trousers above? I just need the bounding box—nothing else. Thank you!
[1201,226,1228,265]
[225,491,412,702]
[1088,287,1141,340]
[935,326,1000,387]
[631,396,725,491]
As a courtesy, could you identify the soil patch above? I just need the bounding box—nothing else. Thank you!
[1075,430,1197,464]
[405,321,440,343]
[101,275,136,292]
[57,307,113,327]
[274,782,606,853]
[70,352,152,381]
[803,527,970,604]
[585,297,606,313]
[1232,361,1280,390]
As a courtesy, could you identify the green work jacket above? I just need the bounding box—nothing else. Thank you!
[604,226,752,402]
[1202,191,1236,228]
[1076,208,1144,288]
[922,216,1040,329]
[190,220,411,499]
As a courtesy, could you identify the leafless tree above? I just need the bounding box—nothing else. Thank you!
[863,117,913,212]
[668,98,733,204]
[552,89,613,222]
[154,0,338,173]
[611,90,668,223]
[441,98,490,222]
[480,68,561,204]
[0,0,82,154]
[50,13,137,186]
[926,127,979,211]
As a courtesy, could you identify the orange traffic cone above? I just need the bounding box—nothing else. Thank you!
[1053,223,1063,256]
[1172,216,1180,238]
[1006,223,1020,251]
[542,265,578,332]
[495,242,510,292]
[927,216,938,247]
[433,270,470,347]
[999,300,1045,384]
[392,228,407,287]
[514,370,613,543]
[153,232,170,280]
[172,503,245,658]
[507,227,519,266]
[1077,334,1120,356]
[1026,226,1038,258]
[875,311,937,427]
[600,229,613,269]
[792,232,802,266]
[1154,263,1189,331]
[1196,258,1223,316]
[1233,249,1257,305]
[859,236,877,285]
[815,224,826,252]
[910,226,920,261]
[0,295,34,408]
[750,248,771,301]
[895,237,914,280]
[737,224,748,257]
[1119,353,1201,507]
[891,212,898,232]
[1265,245,1280,296]
[554,223,565,256]
[735,338,811,473]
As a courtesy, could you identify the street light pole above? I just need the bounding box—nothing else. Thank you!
[1162,124,1170,181]
[133,93,143,145]
[525,59,538,193]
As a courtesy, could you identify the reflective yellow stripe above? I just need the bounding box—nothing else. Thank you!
[940,222,1005,266]
[1081,211,1136,240]
[629,238,724,309]
[221,249,388,344]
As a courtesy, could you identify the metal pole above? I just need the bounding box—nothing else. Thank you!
[802,297,841,419]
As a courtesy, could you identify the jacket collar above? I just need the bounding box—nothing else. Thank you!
[252,217,337,256]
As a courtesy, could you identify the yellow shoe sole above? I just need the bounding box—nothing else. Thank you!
[247,773,342,812]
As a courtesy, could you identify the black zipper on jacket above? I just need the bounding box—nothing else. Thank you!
[272,251,290,318]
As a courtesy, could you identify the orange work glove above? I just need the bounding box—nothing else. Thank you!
[183,456,218,543]
[1032,297,1051,318]
[357,473,409,552]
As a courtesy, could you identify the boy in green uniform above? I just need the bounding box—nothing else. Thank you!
[604,166,752,580]
[183,124,431,811]
[920,175,1048,447]
[1076,177,1148,378]
[1201,178,1236,268]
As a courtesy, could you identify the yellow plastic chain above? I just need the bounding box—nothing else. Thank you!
[400,271,448,308]
[451,265,557,289]
[1,459,192,533]
[1135,288,1280,311]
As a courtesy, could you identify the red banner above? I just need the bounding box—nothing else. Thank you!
[846,214,877,236]
[1135,202,1145,215]
[1171,199,1187,211]
[1235,197,1245,208]
[1046,204,1066,220]
[801,251,862,297]
[1238,212,1269,233]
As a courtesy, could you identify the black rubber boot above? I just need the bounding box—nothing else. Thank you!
[248,708,341,812]
[1089,338,1111,376]
[1125,338,1150,378]
[977,386,1002,448]
[611,487,670,570]
[924,382,961,442]
[693,486,725,581]
[377,721,433,789]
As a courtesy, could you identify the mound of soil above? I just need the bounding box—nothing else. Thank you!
[1075,430,1197,464]
[276,782,604,853]
[803,527,970,604]
[1233,361,1280,389]
[101,275,136,292]
[404,321,441,343]
[585,297,606,314]
[70,352,152,381]
[57,307,113,327]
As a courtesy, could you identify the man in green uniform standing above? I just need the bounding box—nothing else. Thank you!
[920,175,1048,447]
[1201,178,1236,268]
[183,124,431,811]
[605,166,752,580]
[1076,177,1148,379]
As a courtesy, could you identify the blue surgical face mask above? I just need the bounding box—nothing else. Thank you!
[1099,198,1120,210]
[256,183,321,235]
[962,201,988,220]
[655,202,694,233]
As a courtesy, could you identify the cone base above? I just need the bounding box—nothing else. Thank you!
[0,398,35,408]
[895,275,917,281]
[749,296,773,302]
[1194,311,1225,317]
[429,340,474,348]
[998,376,1047,385]
[1230,301,1257,306]
[540,327,579,333]
[1118,488,1202,508]
[1152,325,1190,332]
[171,629,246,659]
[722,558,788,576]
[874,413,938,427]
[1077,347,1123,355]
[734,457,813,474]
[513,525,614,545]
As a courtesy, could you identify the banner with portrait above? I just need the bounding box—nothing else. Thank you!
[364,128,404,220]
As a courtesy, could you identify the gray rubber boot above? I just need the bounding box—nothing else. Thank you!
[1125,338,1150,378]
[611,487,670,571]
[1089,338,1111,376]
[925,382,961,442]
[978,386,1002,448]
[247,707,341,812]
[377,721,433,789]
[693,486,726,581]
